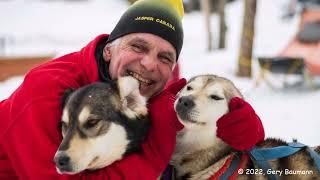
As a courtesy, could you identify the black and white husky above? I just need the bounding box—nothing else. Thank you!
[171,74,320,180]
[54,76,150,174]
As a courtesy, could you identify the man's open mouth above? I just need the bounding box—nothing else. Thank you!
[127,70,153,86]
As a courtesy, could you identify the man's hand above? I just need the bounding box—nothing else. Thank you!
[216,97,265,151]
[148,78,187,131]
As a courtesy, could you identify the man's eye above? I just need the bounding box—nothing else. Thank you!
[131,44,143,52]
[159,56,173,65]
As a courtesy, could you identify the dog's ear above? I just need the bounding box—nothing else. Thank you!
[61,88,75,108]
[117,76,148,118]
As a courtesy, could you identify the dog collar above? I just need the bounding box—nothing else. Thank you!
[209,153,249,180]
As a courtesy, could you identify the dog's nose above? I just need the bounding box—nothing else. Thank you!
[54,153,71,170]
[178,96,195,109]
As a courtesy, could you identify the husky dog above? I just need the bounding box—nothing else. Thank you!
[171,74,320,180]
[54,76,150,174]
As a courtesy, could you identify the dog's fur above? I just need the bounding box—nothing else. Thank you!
[171,74,320,180]
[54,76,150,174]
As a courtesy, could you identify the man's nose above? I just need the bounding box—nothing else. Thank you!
[140,55,157,72]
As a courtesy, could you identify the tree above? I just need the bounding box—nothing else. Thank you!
[237,0,257,77]
[218,0,227,49]
[128,0,138,4]
[201,0,213,51]
[200,0,228,51]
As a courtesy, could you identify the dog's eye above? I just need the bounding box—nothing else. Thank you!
[186,86,193,91]
[58,121,68,135]
[210,95,223,100]
[58,121,66,129]
[58,121,62,129]
[84,119,100,129]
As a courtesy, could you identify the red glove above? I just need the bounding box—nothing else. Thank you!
[216,97,265,151]
[139,78,186,174]
[148,78,187,131]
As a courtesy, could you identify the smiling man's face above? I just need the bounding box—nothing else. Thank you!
[104,33,177,97]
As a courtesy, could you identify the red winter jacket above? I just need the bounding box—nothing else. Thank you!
[0,34,179,180]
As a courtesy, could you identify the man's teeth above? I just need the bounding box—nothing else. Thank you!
[128,71,152,85]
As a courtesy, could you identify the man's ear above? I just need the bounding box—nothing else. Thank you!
[117,76,148,119]
[61,88,74,108]
[103,45,112,62]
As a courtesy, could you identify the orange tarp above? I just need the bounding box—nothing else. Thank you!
[0,55,53,81]
[278,7,320,75]
[279,38,320,75]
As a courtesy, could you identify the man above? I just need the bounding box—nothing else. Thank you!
[0,0,264,179]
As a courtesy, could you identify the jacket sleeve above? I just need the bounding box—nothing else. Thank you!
[1,72,178,180]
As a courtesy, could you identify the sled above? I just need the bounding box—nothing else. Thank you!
[0,55,54,81]
[256,56,316,90]
[256,5,320,90]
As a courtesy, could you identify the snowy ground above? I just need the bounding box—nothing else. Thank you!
[0,0,319,146]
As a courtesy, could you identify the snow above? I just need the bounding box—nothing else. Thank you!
[0,0,319,146]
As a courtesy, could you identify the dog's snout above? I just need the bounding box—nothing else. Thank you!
[54,152,71,171]
[58,155,70,167]
[178,96,195,109]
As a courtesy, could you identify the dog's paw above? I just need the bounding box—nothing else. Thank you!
[118,76,148,119]
[118,76,140,98]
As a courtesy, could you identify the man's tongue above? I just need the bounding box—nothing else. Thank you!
[139,81,151,94]
[128,71,152,85]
